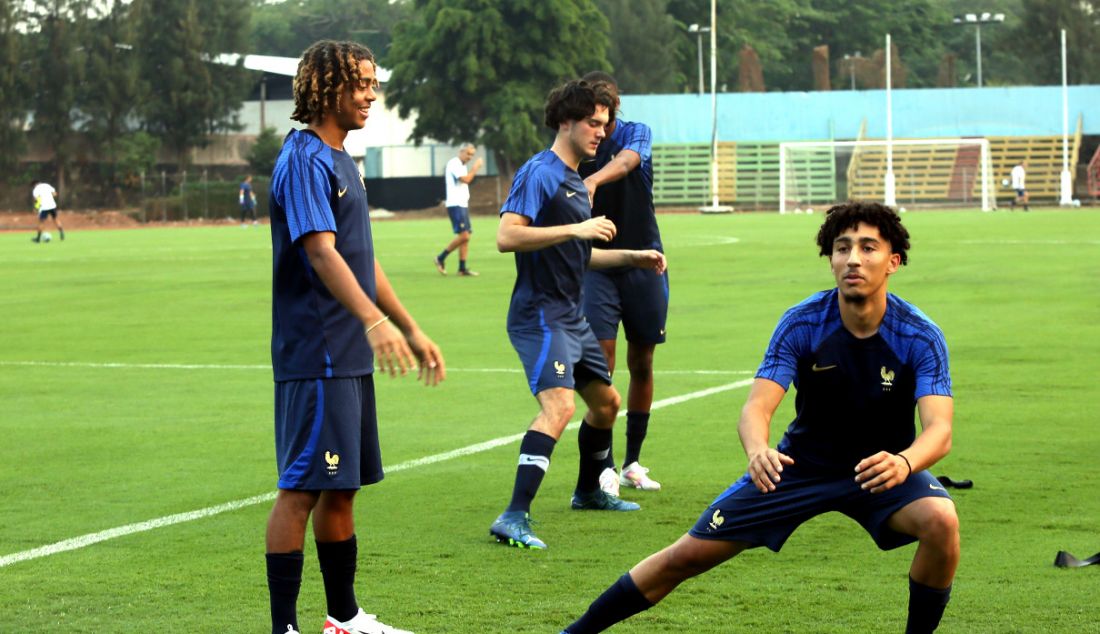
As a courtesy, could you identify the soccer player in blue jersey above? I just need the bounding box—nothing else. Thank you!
[578,72,667,495]
[562,202,959,633]
[264,40,444,634]
[489,79,667,550]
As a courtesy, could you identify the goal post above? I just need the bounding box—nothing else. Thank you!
[779,138,993,213]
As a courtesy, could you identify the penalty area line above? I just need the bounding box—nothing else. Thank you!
[0,378,753,569]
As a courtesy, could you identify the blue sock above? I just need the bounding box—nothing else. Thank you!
[565,573,653,633]
[623,411,650,467]
[576,421,612,494]
[438,249,449,261]
[266,551,304,634]
[506,430,556,513]
[906,576,952,634]
[459,259,467,271]
[316,535,359,622]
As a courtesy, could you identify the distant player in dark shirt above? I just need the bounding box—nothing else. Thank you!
[240,174,258,226]
[489,79,667,551]
[562,202,959,634]
[577,71,667,494]
[265,40,444,634]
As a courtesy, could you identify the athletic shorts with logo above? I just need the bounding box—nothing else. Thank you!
[689,461,952,551]
[274,375,383,490]
[583,267,669,344]
[508,325,612,395]
[447,206,471,234]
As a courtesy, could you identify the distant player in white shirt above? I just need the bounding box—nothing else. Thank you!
[432,143,483,276]
[31,181,65,243]
[1010,161,1029,211]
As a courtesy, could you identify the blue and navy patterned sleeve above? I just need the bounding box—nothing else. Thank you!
[280,136,336,243]
[500,157,557,223]
[912,325,952,398]
[756,307,813,390]
[618,122,653,163]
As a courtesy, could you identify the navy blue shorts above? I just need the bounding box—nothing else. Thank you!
[1014,188,1026,197]
[688,462,952,552]
[273,375,384,490]
[38,207,57,221]
[508,326,612,395]
[583,267,669,344]
[447,206,471,234]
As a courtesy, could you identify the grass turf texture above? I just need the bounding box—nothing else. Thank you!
[1,209,1097,632]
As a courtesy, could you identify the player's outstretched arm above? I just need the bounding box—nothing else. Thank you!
[738,378,793,493]
[374,259,445,386]
[496,212,615,253]
[590,248,666,273]
[855,395,953,494]
[582,149,640,204]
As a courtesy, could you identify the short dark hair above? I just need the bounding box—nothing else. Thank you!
[544,79,615,129]
[816,201,910,265]
[291,40,375,124]
[581,71,620,121]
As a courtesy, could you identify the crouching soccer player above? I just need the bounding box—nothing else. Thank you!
[562,202,959,633]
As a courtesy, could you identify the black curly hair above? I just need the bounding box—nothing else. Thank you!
[816,201,911,265]
[291,40,375,124]
[544,79,616,129]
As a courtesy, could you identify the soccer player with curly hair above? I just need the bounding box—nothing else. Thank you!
[264,40,445,634]
[488,79,667,551]
[562,202,959,634]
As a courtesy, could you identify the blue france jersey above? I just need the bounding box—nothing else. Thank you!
[578,120,661,253]
[757,289,952,471]
[270,129,376,381]
[501,150,592,330]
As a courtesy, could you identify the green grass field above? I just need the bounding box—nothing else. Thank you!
[1,209,1098,632]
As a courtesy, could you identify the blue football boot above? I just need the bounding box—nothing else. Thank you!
[489,510,547,549]
[570,489,641,511]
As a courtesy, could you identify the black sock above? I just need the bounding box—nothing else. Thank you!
[58,227,64,240]
[565,573,654,633]
[623,412,650,467]
[459,259,467,271]
[438,249,449,261]
[506,430,556,513]
[35,230,41,240]
[576,421,612,494]
[602,436,616,471]
[906,576,952,634]
[316,536,359,622]
[266,551,304,634]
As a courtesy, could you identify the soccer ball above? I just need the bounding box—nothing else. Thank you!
[1072,199,1081,208]
[806,207,814,214]
[41,232,52,242]
[899,207,907,213]
[1001,179,1010,187]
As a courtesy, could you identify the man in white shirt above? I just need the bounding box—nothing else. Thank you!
[1010,161,1029,211]
[433,143,483,276]
[31,181,65,243]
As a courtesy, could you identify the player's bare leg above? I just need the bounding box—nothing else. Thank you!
[618,341,660,490]
[571,380,637,511]
[888,496,960,633]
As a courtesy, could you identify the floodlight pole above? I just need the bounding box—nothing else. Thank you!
[884,33,897,208]
[700,0,732,213]
[1059,28,1073,206]
[688,24,709,96]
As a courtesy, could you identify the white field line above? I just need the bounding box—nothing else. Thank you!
[0,360,751,376]
[0,378,753,569]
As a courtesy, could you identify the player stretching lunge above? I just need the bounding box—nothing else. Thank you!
[578,72,667,494]
[562,202,959,633]
[266,40,444,634]
[489,79,667,550]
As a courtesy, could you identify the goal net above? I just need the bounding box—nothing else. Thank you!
[779,139,993,213]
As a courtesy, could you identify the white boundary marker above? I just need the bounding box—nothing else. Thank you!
[0,378,754,568]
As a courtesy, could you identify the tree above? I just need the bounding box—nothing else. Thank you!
[0,1,27,180]
[250,0,411,58]
[78,1,139,190]
[247,127,283,176]
[133,0,251,168]
[595,0,683,94]
[24,0,88,192]
[1010,0,1100,84]
[384,0,610,174]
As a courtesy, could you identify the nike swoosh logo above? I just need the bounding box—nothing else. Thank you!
[929,484,946,491]
[338,187,348,198]
[566,191,577,198]
[811,363,837,372]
